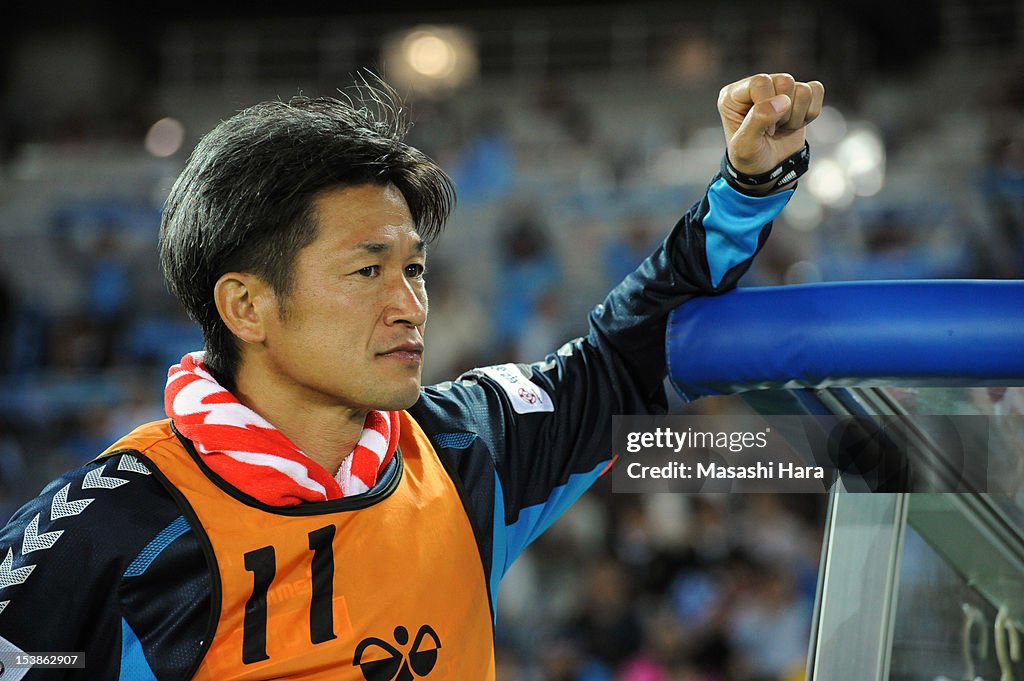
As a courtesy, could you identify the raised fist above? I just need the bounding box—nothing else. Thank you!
[718,73,825,183]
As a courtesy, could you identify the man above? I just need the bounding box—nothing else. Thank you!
[0,73,823,679]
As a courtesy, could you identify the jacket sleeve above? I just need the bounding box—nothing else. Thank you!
[413,177,794,606]
[0,454,207,681]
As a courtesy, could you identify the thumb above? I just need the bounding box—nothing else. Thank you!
[747,94,791,134]
[730,94,791,166]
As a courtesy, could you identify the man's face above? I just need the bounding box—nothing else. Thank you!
[258,183,428,412]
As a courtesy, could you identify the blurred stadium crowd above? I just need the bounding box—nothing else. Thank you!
[1,1,1023,679]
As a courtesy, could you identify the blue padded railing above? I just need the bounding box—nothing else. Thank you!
[666,280,1024,401]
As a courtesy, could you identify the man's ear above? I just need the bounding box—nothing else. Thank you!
[213,272,275,345]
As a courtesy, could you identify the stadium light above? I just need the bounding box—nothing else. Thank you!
[806,157,854,207]
[784,190,825,231]
[406,33,457,78]
[807,106,848,145]
[382,25,478,94]
[145,117,185,158]
[836,126,886,197]
[784,260,824,284]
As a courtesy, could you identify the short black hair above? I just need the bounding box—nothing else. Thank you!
[159,82,455,389]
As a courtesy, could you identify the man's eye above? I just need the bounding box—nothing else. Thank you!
[356,265,380,277]
[405,264,426,278]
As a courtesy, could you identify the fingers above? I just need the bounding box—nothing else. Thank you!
[720,71,790,138]
[742,73,792,140]
[782,82,811,131]
[719,73,824,133]
[806,80,825,123]
[749,73,778,106]
[737,97,789,145]
[781,80,825,131]
[770,73,796,127]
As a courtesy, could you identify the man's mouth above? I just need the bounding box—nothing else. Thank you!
[378,343,424,364]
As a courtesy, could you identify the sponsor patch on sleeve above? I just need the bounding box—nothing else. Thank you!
[477,364,554,414]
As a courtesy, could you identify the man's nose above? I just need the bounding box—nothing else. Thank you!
[383,275,427,327]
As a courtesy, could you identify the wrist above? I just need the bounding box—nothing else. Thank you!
[730,178,798,196]
[721,142,810,195]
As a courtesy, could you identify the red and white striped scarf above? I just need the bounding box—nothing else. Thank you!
[164,352,399,506]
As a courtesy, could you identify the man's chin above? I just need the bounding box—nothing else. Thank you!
[375,382,422,412]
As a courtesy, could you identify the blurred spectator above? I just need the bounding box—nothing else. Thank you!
[450,109,515,203]
[977,129,1024,277]
[491,204,562,354]
[688,497,737,564]
[603,213,660,287]
[568,557,644,670]
[0,96,28,170]
[618,607,691,681]
[59,405,119,465]
[515,288,575,363]
[49,315,108,369]
[4,303,47,376]
[735,495,815,572]
[725,562,812,681]
[536,77,595,148]
[86,228,131,321]
[421,264,493,383]
[0,273,13,375]
[103,373,167,444]
[51,214,137,368]
[536,632,612,681]
[495,644,535,681]
[121,305,204,369]
[0,436,28,522]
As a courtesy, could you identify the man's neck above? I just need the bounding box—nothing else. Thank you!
[232,367,369,476]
